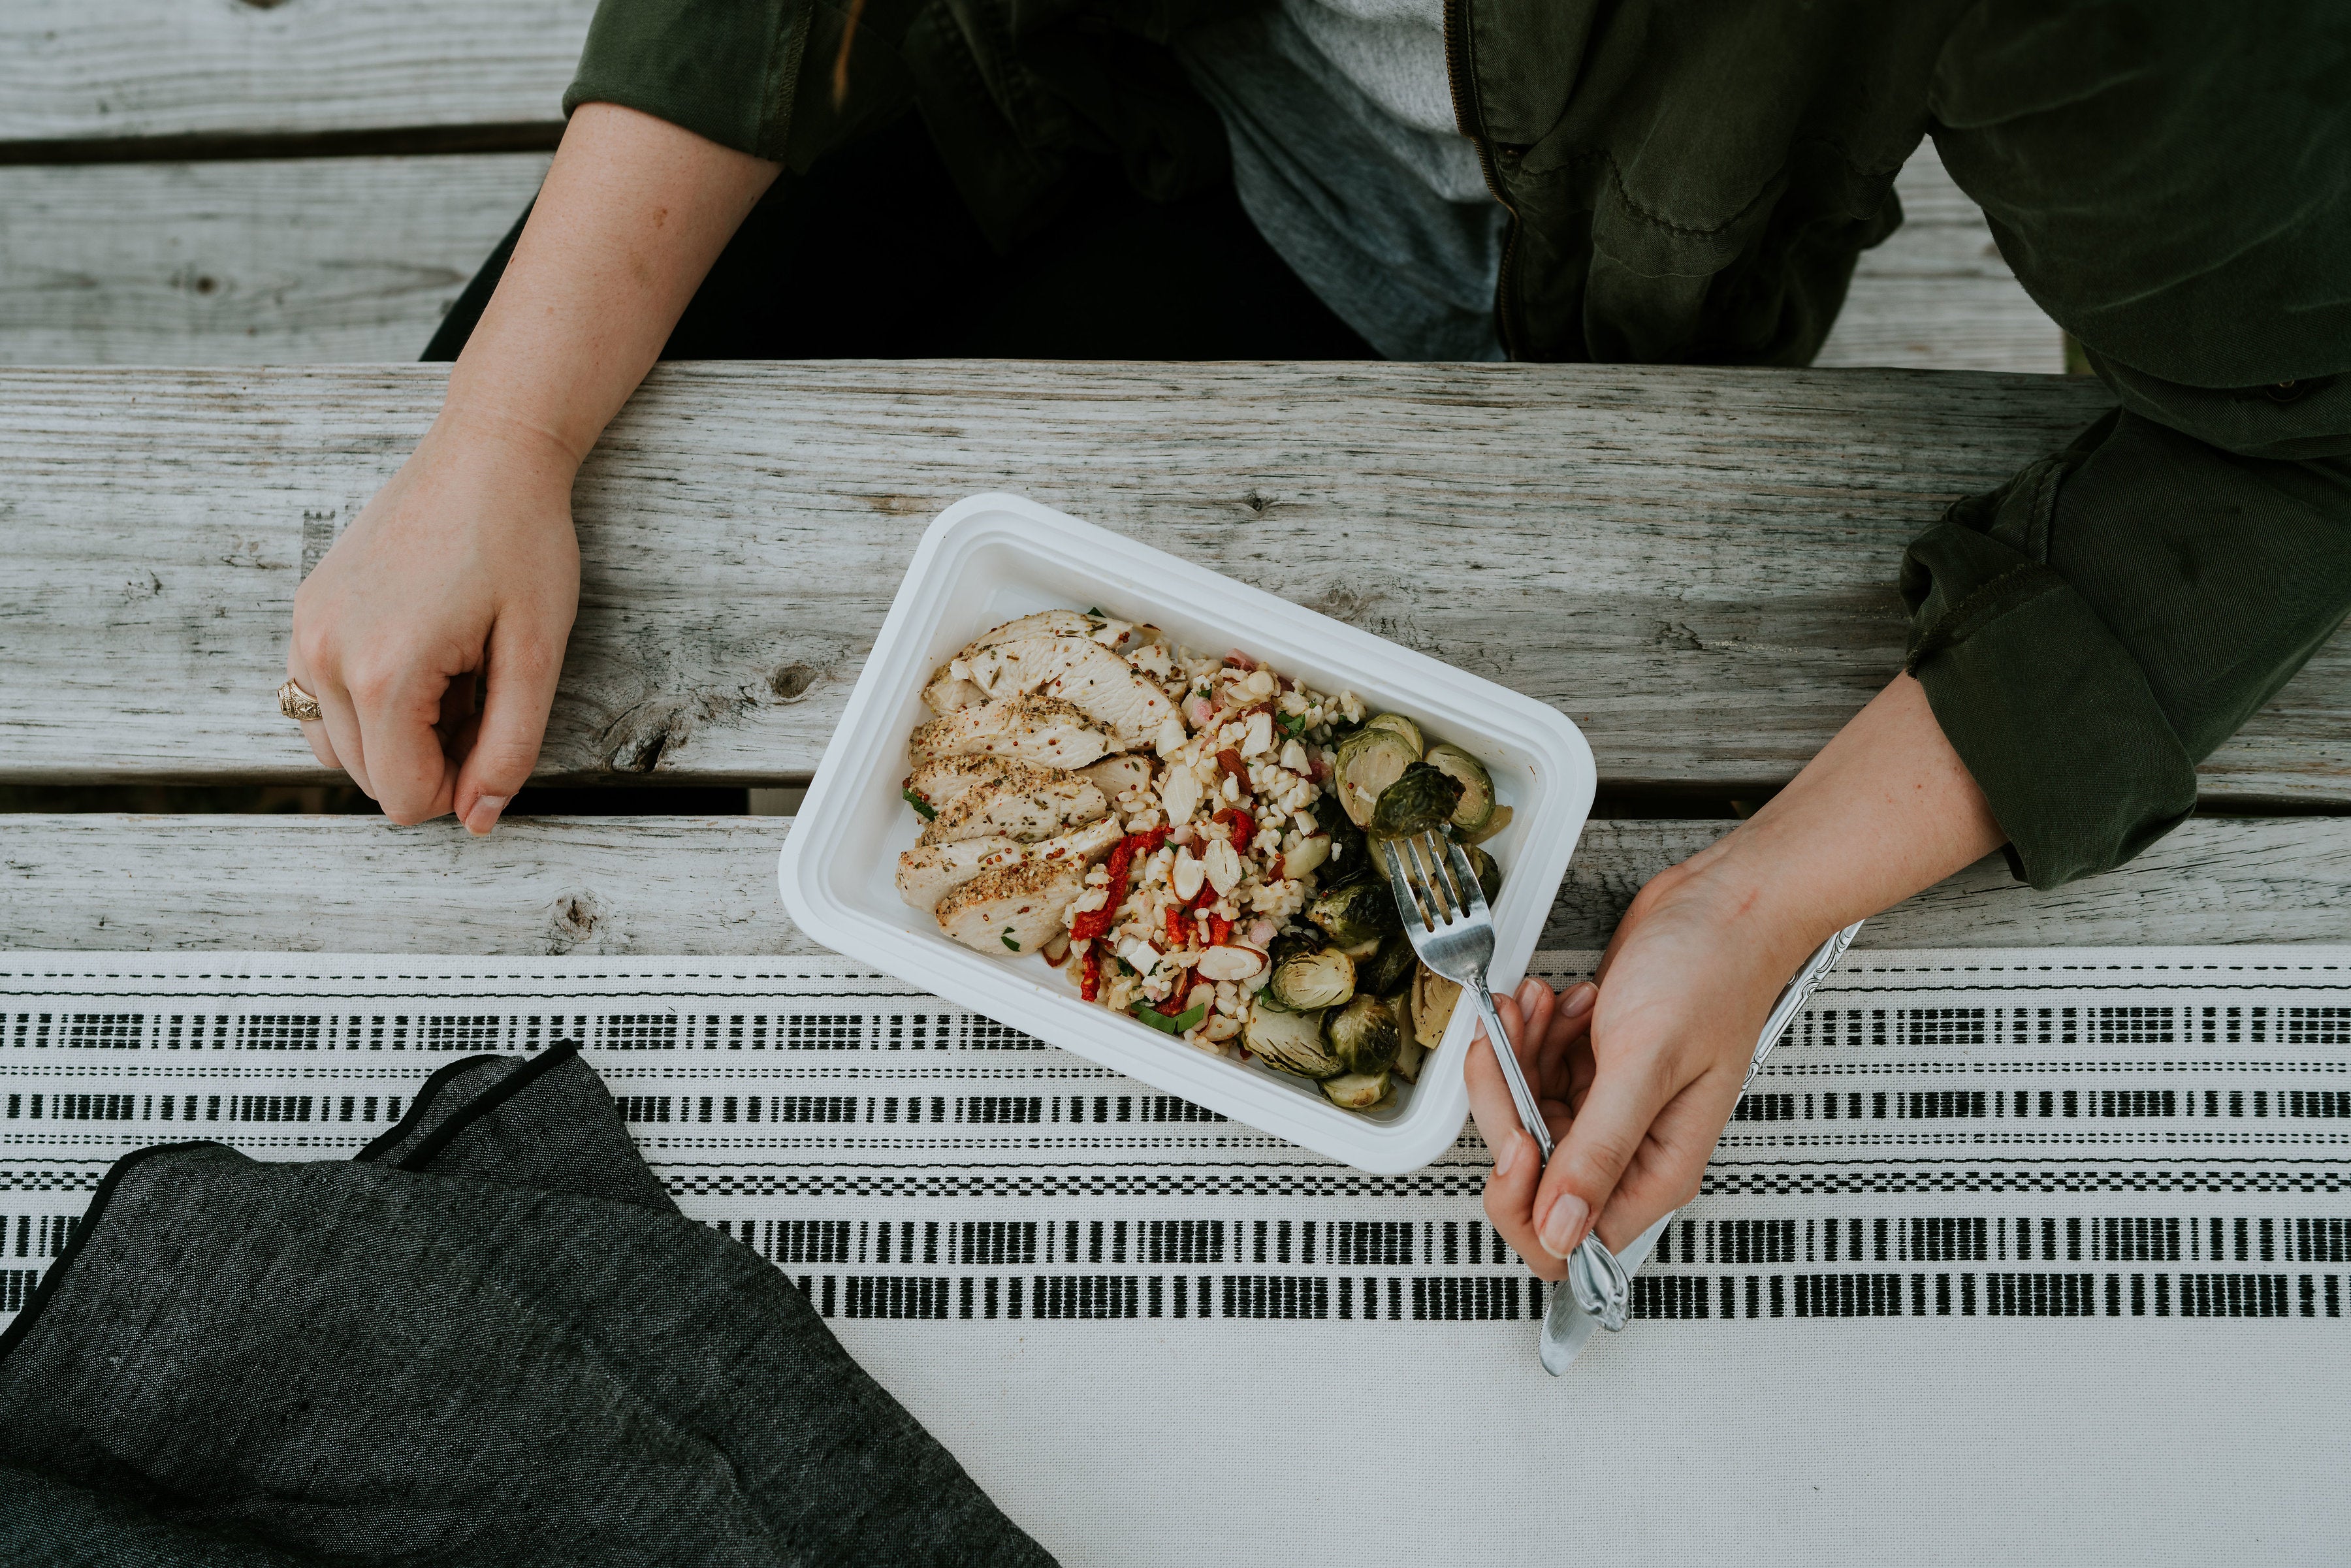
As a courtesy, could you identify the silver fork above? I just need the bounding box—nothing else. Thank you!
[1378,831,1633,1337]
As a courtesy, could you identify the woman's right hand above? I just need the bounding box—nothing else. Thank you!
[287,417,581,834]
[280,104,776,831]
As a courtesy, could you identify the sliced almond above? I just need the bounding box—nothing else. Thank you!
[1196,944,1268,983]
[1204,837,1243,897]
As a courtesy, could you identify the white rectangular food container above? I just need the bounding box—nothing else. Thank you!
[777,493,1594,1173]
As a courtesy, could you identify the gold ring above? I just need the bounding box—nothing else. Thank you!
[278,679,323,724]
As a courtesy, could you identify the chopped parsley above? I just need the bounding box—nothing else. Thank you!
[1129,1000,1210,1035]
[1086,606,1106,616]
[1275,711,1309,739]
[902,788,937,820]
[1001,929,1021,952]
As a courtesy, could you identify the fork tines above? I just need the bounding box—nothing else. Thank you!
[1381,830,1480,930]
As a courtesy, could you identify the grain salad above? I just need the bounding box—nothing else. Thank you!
[897,609,1507,1112]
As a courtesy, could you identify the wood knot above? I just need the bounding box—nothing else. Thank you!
[767,663,816,702]
[549,890,604,950]
[600,701,690,773]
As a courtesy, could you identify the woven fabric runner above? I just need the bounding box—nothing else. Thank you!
[5,949,2348,1563]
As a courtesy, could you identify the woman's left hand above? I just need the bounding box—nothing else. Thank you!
[1468,857,1811,1277]
[1470,673,2011,1275]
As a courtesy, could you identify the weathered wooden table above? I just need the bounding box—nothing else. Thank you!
[3,359,2346,952]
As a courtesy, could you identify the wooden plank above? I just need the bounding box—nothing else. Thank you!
[5,814,2342,956]
[8,360,2203,796]
[0,142,2057,376]
[20,358,2343,801]
[1552,818,2351,951]
[1815,143,2063,375]
[0,153,543,366]
[0,0,586,148]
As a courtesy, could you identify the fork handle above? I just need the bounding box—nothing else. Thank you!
[1473,972,1631,1331]
[1469,971,1553,1162]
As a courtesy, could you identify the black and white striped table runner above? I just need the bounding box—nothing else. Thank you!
[5,950,2346,1563]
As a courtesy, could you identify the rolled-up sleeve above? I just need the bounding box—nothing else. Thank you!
[563,0,920,168]
[1906,1,2351,888]
[1902,411,2351,888]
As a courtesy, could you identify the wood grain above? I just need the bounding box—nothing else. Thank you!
[0,144,2058,374]
[7,360,2205,795]
[5,814,2341,956]
[0,0,587,147]
[0,154,544,365]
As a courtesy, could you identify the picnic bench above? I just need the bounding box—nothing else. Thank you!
[3,357,2348,952]
[4,10,2351,1563]
[7,0,2342,955]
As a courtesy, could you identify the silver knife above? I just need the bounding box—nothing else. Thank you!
[1539,919,1864,1375]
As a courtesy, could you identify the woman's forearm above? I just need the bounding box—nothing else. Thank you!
[1669,672,2008,965]
[287,103,778,832]
[441,101,781,468]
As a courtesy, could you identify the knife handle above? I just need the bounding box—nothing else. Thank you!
[1742,920,1864,1092]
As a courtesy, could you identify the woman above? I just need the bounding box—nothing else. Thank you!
[285,1,2350,1283]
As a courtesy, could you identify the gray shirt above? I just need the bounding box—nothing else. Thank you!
[1179,0,1508,362]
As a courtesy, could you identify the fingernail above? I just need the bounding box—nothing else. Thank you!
[1493,1130,1519,1179]
[1538,1194,1588,1259]
[1561,982,1597,1018]
[1516,976,1543,1004]
[466,795,509,836]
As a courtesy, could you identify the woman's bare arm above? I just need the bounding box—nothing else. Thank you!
[1470,673,2007,1277]
[289,103,779,832]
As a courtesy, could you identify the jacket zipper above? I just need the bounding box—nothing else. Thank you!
[1441,0,1522,360]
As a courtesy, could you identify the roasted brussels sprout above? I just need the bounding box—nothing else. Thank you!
[1454,803,1513,848]
[1362,712,1425,755]
[1410,963,1463,1048]
[1322,992,1402,1075]
[1423,743,1494,834]
[1317,792,1375,888]
[1268,931,1356,1011]
[1308,878,1401,950]
[1458,842,1501,904]
[1367,762,1465,840]
[1243,1004,1344,1080]
[1387,993,1425,1081]
[1334,726,1418,829]
[1319,1070,1391,1110]
[1356,927,1418,998]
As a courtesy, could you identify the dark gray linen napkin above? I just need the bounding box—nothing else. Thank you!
[0,1043,1055,1567]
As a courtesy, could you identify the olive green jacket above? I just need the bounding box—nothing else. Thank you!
[566,0,2351,888]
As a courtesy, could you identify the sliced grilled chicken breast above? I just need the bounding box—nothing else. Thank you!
[1080,753,1158,799]
[963,635,1176,749]
[895,833,1021,910]
[920,611,1117,714]
[974,609,1107,649]
[903,755,1015,814]
[917,763,1106,846]
[897,817,1121,912]
[907,696,1111,769]
[936,856,1093,955]
[1047,656,1177,749]
[920,669,989,715]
